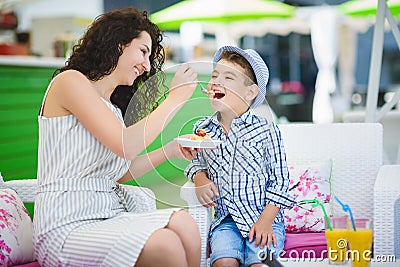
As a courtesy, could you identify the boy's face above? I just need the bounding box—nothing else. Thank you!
[208,59,258,115]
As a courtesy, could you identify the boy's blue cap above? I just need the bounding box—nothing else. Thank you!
[213,45,269,108]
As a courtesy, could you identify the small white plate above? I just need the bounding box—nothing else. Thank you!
[174,137,223,149]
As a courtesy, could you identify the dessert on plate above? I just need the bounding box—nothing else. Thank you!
[175,128,221,148]
[190,129,211,140]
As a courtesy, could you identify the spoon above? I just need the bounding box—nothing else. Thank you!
[199,83,214,96]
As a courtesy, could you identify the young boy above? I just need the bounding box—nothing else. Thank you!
[184,46,295,267]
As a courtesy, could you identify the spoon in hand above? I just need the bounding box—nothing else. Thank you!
[199,83,214,96]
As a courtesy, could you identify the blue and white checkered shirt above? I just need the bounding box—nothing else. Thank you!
[184,109,295,238]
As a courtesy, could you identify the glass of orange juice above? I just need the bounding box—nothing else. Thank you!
[325,216,348,265]
[347,218,373,267]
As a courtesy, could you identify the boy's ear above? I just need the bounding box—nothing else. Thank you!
[245,83,259,102]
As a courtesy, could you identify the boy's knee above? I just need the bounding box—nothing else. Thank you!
[212,257,240,267]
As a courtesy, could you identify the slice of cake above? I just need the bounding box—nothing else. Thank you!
[190,129,212,140]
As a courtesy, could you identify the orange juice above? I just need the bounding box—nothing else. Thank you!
[347,228,373,267]
[325,228,348,264]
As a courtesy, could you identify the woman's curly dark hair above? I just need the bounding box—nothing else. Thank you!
[53,7,167,122]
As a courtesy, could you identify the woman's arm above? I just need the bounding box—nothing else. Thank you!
[122,65,198,159]
[52,65,197,161]
[116,148,167,183]
[118,138,199,183]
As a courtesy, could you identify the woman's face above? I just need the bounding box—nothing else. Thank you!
[115,31,152,86]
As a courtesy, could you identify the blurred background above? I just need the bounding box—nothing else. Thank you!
[1,0,399,208]
[1,0,399,121]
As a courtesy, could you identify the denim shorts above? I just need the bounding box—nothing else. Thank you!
[209,216,285,266]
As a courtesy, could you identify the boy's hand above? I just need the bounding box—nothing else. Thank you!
[249,217,277,249]
[194,173,219,208]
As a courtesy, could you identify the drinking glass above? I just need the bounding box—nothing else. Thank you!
[347,218,373,267]
[325,216,348,265]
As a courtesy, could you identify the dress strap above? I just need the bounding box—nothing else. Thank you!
[39,77,56,116]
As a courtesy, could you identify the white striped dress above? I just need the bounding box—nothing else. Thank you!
[33,80,180,267]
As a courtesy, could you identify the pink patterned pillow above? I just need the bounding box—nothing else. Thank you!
[284,160,332,233]
[0,188,35,266]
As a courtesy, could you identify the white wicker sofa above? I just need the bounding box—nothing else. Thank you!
[0,177,157,267]
[180,122,400,266]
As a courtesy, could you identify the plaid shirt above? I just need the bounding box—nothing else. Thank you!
[184,110,295,238]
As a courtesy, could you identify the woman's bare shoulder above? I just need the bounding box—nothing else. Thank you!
[51,70,96,99]
[44,70,95,117]
[53,69,90,86]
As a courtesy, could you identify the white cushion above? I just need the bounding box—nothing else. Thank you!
[284,160,332,232]
[0,188,34,266]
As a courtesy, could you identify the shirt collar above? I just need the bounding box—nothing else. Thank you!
[208,109,258,126]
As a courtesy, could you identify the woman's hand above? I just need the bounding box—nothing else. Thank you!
[168,64,198,104]
[164,134,200,161]
[194,173,219,208]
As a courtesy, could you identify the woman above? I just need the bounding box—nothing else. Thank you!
[33,7,201,267]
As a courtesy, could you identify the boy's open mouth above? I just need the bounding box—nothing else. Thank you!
[212,89,225,99]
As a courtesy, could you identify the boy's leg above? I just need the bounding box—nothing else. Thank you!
[244,222,286,266]
[210,216,245,267]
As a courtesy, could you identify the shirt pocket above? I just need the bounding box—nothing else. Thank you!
[233,140,265,173]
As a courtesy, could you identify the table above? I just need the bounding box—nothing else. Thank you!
[277,259,398,267]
